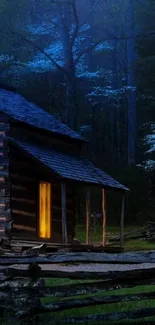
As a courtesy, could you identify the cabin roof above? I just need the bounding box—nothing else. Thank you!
[9,138,129,191]
[0,89,85,142]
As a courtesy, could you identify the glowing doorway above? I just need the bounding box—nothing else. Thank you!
[39,182,51,239]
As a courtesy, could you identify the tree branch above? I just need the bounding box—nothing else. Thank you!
[70,0,79,48]
[80,0,101,27]
[75,38,108,63]
[75,32,154,63]
[11,31,69,77]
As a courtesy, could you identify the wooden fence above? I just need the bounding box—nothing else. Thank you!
[1,252,155,324]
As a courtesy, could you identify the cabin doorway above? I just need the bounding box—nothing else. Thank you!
[39,182,51,239]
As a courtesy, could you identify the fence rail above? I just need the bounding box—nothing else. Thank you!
[0,250,155,264]
[0,252,155,324]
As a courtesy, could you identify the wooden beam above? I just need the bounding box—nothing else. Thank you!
[120,193,125,248]
[102,189,106,246]
[61,183,68,245]
[86,191,90,245]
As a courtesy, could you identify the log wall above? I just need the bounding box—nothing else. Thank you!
[0,113,11,236]
[10,145,75,243]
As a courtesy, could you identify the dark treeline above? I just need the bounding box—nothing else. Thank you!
[0,0,155,225]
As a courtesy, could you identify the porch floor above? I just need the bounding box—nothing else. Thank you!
[9,238,123,253]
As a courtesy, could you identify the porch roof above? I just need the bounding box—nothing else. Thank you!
[9,138,129,191]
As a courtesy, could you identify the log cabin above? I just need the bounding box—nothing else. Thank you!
[0,85,129,248]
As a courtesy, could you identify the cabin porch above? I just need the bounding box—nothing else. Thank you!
[1,137,128,249]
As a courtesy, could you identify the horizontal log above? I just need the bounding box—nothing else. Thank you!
[0,130,5,136]
[11,181,32,192]
[0,280,110,296]
[10,161,32,172]
[0,218,6,225]
[0,150,8,157]
[0,253,139,265]
[20,291,155,315]
[12,209,35,218]
[24,267,155,279]
[0,183,8,190]
[0,211,10,218]
[11,185,36,198]
[11,184,31,191]
[13,224,36,233]
[12,201,36,215]
[0,166,8,172]
[0,205,5,212]
[110,226,147,241]
[11,189,36,200]
[0,191,5,197]
[1,251,155,265]
[12,197,35,205]
[11,173,36,184]
[0,124,9,131]
[12,214,36,228]
[0,171,8,178]
[0,217,6,222]
[1,277,155,305]
[11,232,66,244]
[56,307,155,323]
[42,277,155,298]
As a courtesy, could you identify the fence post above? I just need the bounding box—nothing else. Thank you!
[120,193,125,248]
[102,189,106,246]
[61,183,68,245]
[86,191,90,245]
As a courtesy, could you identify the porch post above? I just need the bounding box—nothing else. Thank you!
[120,192,125,248]
[86,190,90,245]
[102,188,106,246]
[61,183,68,245]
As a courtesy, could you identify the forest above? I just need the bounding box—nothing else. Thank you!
[0,0,154,225]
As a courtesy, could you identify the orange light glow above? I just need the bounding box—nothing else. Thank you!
[39,182,51,238]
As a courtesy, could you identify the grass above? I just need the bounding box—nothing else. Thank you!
[40,225,155,324]
[76,224,155,251]
[1,225,155,324]
[42,278,155,324]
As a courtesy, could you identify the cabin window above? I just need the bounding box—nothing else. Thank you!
[39,182,51,239]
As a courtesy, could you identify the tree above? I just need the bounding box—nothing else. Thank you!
[9,0,120,131]
[126,0,136,165]
[0,0,146,168]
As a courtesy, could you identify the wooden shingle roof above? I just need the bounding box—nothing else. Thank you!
[9,138,129,191]
[0,89,85,141]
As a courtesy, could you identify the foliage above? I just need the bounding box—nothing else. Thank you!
[0,0,154,224]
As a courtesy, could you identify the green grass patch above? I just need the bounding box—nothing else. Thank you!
[42,279,155,324]
[46,277,97,286]
[76,224,155,251]
[43,225,155,323]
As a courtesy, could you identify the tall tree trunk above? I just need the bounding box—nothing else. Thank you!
[57,1,78,130]
[126,0,136,165]
[113,39,121,165]
[65,71,78,130]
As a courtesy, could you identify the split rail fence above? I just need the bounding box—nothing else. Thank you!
[0,252,155,324]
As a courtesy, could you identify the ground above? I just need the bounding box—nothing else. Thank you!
[76,224,155,251]
[42,279,155,324]
[41,225,155,324]
[2,225,155,324]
